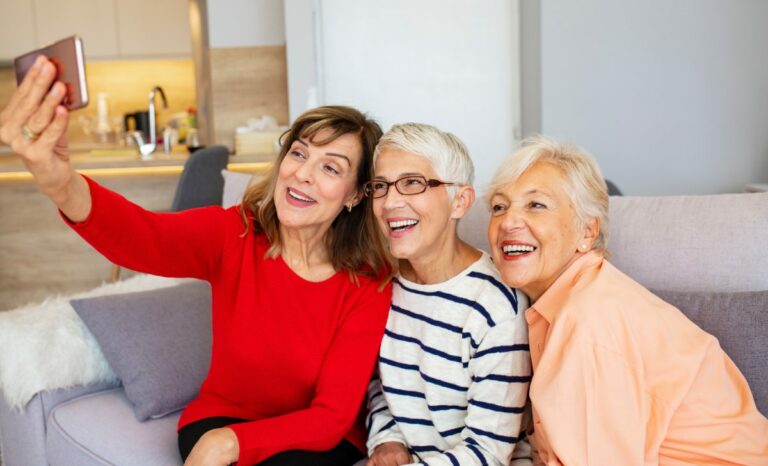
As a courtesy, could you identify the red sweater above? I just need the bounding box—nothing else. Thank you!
[67,177,392,465]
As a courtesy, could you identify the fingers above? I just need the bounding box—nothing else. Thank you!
[0,57,61,145]
[38,105,69,147]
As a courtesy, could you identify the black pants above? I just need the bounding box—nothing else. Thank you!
[178,416,365,466]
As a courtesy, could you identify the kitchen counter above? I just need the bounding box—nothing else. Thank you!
[0,144,275,180]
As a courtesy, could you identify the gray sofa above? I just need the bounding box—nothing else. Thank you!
[1,191,767,466]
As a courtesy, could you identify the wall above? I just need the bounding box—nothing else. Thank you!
[202,0,289,150]
[538,0,768,195]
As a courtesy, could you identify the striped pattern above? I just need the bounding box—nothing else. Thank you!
[367,253,533,465]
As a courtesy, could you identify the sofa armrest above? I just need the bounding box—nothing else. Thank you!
[0,380,120,466]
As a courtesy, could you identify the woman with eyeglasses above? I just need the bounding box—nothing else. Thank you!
[362,123,532,466]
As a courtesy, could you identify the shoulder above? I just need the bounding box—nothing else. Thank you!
[464,254,528,324]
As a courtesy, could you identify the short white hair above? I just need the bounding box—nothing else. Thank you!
[374,123,475,189]
[487,135,610,253]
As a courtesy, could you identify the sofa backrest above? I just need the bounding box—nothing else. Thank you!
[460,192,768,293]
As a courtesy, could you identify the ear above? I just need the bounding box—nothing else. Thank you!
[346,188,364,209]
[450,185,475,220]
[580,216,600,249]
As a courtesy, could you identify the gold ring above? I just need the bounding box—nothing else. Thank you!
[21,124,41,142]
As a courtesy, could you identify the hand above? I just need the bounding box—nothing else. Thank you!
[183,427,240,466]
[366,442,412,466]
[0,56,91,220]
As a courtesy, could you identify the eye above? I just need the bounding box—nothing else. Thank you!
[290,149,306,159]
[323,163,340,175]
[403,177,426,186]
[372,181,389,190]
[528,201,547,209]
[491,203,507,216]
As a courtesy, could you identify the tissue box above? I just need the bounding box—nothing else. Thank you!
[235,131,283,155]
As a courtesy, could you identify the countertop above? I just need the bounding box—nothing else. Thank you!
[0,144,275,180]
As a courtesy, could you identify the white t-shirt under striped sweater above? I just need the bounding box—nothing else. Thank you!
[366,252,532,466]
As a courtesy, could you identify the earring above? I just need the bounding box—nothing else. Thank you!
[579,244,588,252]
[346,204,353,212]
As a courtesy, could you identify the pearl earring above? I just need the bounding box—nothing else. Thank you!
[579,244,588,252]
[346,204,353,212]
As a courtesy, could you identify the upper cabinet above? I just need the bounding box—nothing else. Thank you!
[0,0,37,61]
[115,0,192,57]
[0,0,191,62]
[34,0,120,58]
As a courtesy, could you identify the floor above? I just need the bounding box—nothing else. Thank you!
[0,174,178,311]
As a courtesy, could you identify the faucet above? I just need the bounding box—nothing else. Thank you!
[134,86,168,158]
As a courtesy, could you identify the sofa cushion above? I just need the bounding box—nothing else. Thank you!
[70,281,212,421]
[46,388,182,466]
[608,192,768,293]
[651,288,768,416]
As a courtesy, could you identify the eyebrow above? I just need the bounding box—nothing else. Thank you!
[374,172,424,180]
[296,138,352,166]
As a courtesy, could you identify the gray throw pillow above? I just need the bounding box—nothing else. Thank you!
[71,281,212,421]
[651,289,768,416]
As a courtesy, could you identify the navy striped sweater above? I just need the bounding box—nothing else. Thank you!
[366,253,532,465]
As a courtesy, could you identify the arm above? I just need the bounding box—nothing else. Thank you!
[228,281,393,465]
[408,317,532,466]
[366,373,412,466]
[65,176,230,280]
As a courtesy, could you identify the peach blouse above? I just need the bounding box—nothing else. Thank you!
[526,251,768,465]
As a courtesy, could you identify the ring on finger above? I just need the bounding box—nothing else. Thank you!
[21,124,41,142]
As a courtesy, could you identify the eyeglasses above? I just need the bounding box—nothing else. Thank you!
[363,175,456,198]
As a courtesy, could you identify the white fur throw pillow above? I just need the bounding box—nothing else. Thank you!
[0,274,185,410]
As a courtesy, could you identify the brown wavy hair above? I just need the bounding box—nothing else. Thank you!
[240,105,392,284]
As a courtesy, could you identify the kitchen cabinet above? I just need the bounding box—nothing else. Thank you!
[0,0,191,62]
[0,0,37,61]
[34,0,119,58]
[115,0,192,57]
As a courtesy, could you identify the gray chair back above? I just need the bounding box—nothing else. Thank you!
[170,146,230,212]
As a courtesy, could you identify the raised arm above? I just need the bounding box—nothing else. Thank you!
[0,56,92,221]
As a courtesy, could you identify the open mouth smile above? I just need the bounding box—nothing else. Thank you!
[287,188,316,204]
[502,243,537,257]
[388,219,419,232]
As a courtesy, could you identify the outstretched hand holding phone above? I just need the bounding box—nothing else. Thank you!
[0,55,91,222]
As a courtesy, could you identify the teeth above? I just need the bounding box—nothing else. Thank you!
[503,244,535,254]
[389,219,418,230]
[288,189,314,202]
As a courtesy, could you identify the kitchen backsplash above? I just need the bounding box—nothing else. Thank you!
[0,59,196,147]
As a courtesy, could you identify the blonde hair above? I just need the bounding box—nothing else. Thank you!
[240,105,392,283]
[487,135,610,253]
[374,123,474,198]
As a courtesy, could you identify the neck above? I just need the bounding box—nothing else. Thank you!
[400,234,481,285]
[279,224,331,274]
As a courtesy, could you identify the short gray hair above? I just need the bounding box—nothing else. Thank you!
[487,135,610,253]
[374,123,475,190]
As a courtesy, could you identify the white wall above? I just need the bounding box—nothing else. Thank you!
[284,0,317,121]
[539,0,768,195]
[286,0,521,189]
[207,0,285,47]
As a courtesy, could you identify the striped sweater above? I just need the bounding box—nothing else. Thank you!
[366,253,532,466]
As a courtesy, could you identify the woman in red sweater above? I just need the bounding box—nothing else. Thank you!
[0,56,393,466]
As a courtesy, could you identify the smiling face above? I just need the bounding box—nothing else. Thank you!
[273,129,363,235]
[372,149,457,262]
[487,162,597,301]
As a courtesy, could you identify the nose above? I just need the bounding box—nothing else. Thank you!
[294,159,314,184]
[380,185,406,210]
[498,206,525,232]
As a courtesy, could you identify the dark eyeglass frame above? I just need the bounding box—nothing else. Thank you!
[363,175,456,198]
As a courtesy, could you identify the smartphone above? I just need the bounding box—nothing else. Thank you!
[14,35,89,110]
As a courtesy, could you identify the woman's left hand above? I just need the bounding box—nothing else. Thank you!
[183,427,239,466]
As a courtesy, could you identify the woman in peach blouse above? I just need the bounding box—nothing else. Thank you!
[485,135,768,465]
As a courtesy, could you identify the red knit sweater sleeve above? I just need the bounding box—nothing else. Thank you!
[229,279,392,465]
[63,175,231,280]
